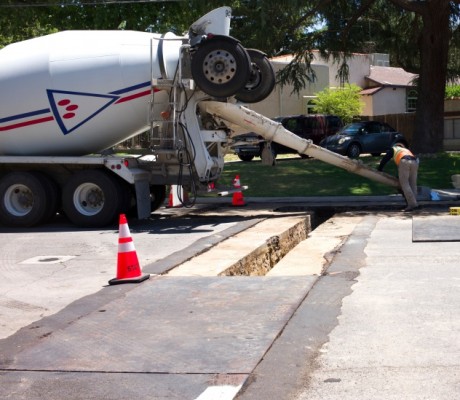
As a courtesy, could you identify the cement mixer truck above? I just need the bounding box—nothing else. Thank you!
[0,7,398,228]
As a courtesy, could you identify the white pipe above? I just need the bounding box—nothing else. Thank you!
[218,185,248,197]
[200,101,400,188]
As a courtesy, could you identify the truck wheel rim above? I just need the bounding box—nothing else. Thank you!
[5,184,33,216]
[73,183,104,216]
[245,63,262,90]
[203,50,236,84]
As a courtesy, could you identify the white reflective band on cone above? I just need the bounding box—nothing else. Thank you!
[119,224,131,238]
[118,242,136,253]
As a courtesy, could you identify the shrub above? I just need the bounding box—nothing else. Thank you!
[445,85,460,99]
[312,84,364,123]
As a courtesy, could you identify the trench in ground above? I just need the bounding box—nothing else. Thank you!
[220,207,335,277]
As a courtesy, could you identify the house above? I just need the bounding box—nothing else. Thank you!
[245,51,460,151]
[246,51,416,118]
[361,66,418,116]
[246,54,330,118]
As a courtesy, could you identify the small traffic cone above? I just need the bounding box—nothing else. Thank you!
[167,185,175,207]
[167,185,188,208]
[232,174,246,207]
[108,214,150,285]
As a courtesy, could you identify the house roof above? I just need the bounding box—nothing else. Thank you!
[360,87,383,95]
[270,54,295,63]
[366,66,417,87]
[269,50,370,64]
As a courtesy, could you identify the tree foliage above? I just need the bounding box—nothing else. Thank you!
[0,0,202,48]
[445,84,460,98]
[313,84,364,123]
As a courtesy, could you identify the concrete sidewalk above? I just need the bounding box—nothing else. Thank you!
[296,212,460,400]
[238,209,460,400]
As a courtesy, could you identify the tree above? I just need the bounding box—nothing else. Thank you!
[0,0,199,48]
[313,84,364,123]
[389,0,457,154]
[230,0,315,56]
[0,1,58,48]
[275,0,460,154]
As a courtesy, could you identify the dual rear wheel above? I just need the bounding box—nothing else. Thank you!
[0,171,59,228]
[0,170,166,228]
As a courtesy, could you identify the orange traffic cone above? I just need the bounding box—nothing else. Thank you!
[108,214,150,285]
[232,174,246,207]
[167,185,188,208]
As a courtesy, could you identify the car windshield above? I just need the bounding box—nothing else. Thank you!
[339,123,364,136]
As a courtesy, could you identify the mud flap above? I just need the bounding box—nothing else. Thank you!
[135,179,151,219]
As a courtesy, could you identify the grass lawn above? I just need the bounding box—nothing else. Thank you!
[218,152,460,197]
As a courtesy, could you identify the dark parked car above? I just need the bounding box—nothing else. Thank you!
[319,121,408,158]
[233,114,343,161]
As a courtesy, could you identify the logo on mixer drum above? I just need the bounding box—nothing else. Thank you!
[0,82,152,134]
[47,89,119,135]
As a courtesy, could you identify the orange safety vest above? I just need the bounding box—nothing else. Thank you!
[393,146,415,165]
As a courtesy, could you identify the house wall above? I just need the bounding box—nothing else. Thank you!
[444,99,460,151]
[252,52,373,118]
[247,63,329,117]
[313,52,371,88]
[363,88,407,116]
[444,118,460,150]
[361,95,374,116]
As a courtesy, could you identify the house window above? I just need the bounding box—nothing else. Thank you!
[407,89,418,112]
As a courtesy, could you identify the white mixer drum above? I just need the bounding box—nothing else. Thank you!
[0,30,183,156]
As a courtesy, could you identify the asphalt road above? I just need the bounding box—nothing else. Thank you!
[0,200,459,400]
[0,209,261,340]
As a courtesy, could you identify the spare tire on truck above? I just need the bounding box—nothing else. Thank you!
[191,36,251,98]
[235,49,276,104]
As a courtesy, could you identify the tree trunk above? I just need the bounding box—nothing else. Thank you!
[412,0,450,154]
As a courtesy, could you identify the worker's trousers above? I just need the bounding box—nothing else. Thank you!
[398,158,419,208]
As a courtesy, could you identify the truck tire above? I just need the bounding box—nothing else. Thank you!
[238,154,255,162]
[33,172,60,224]
[191,38,251,98]
[235,49,276,103]
[0,171,51,227]
[150,185,167,211]
[62,170,123,228]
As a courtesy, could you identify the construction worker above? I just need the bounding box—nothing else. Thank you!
[378,143,419,212]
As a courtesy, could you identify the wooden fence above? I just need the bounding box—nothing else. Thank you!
[360,113,416,144]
